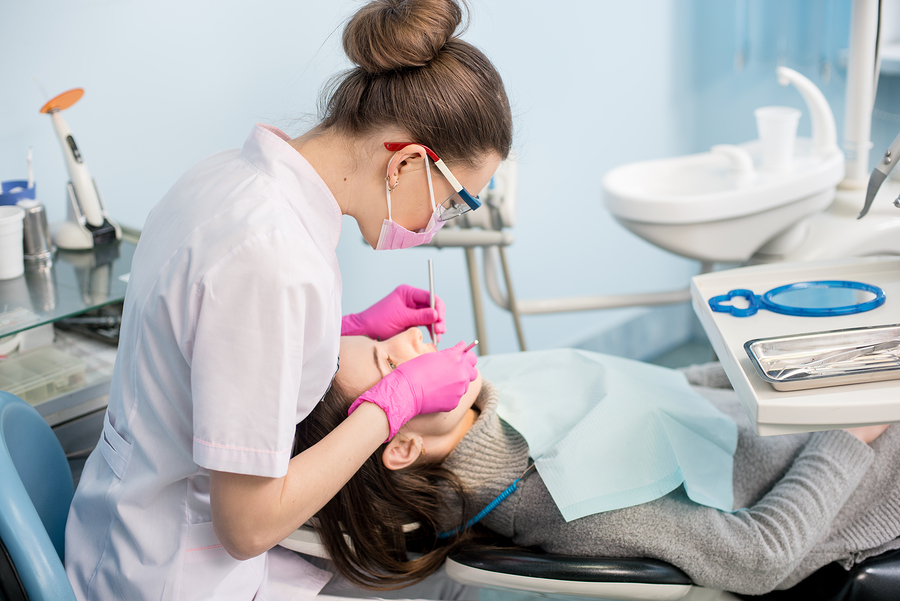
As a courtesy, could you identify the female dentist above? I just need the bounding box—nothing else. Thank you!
[63,0,512,599]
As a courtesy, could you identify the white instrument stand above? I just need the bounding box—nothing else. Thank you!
[692,256,900,435]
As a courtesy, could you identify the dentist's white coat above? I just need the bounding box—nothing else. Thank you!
[65,125,341,600]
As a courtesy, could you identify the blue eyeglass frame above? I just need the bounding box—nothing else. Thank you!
[384,142,483,214]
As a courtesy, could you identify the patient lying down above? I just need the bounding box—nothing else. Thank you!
[292,328,900,596]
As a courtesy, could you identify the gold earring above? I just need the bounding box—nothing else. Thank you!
[386,175,399,192]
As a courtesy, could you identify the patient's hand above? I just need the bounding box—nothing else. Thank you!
[845,424,891,444]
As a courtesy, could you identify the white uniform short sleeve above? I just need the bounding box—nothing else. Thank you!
[190,229,333,478]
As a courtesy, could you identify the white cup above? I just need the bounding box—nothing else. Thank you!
[754,106,802,172]
[0,205,26,280]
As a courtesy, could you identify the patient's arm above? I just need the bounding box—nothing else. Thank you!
[845,423,890,443]
[509,428,875,595]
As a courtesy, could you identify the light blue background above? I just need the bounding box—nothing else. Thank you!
[1,0,876,356]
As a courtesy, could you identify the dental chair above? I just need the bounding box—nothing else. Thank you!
[444,544,703,601]
[446,542,900,601]
[283,520,900,600]
[283,525,723,600]
[0,391,77,601]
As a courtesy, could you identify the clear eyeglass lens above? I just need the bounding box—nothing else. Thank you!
[437,194,475,222]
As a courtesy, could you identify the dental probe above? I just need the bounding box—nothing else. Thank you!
[428,259,435,344]
[463,340,478,353]
[859,128,900,218]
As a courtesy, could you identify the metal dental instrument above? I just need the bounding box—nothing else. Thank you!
[428,259,435,344]
[463,340,478,353]
[769,340,900,380]
[859,128,900,218]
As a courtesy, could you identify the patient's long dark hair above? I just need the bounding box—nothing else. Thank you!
[293,380,475,590]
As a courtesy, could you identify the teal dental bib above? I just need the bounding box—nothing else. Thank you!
[478,349,738,521]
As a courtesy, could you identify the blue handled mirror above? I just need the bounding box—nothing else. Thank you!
[709,280,885,317]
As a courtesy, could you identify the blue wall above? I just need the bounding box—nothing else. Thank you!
[686,0,852,154]
[0,0,871,356]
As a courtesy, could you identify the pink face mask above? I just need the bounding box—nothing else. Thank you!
[375,158,446,251]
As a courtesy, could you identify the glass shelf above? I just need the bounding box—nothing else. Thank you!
[0,240,136,340]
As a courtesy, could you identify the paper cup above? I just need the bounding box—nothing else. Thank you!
[0,205,26,279]
[755,106,802,172]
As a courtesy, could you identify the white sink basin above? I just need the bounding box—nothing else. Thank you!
[603,139,844,262]
[602,66,845,263]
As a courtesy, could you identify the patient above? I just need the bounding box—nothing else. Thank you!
[293,328,900,595]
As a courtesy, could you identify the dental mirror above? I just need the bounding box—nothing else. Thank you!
[709,280,885,317]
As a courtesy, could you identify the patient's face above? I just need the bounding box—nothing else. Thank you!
[337,328,483,440]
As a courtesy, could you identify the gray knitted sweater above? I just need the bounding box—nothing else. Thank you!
[440,370,900,595]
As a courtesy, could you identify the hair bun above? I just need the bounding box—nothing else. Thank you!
[343,0,465,74]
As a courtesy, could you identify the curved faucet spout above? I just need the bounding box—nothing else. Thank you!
[776,66,838,156]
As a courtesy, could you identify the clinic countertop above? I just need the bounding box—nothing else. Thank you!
[0,239,135,340]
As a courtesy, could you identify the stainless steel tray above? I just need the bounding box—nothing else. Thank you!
[744,324,900,391]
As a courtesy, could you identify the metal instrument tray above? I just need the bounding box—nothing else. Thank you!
[745,324,900,391]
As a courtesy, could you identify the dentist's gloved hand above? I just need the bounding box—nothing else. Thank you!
[341,285,446,344]
[348,342,478,440]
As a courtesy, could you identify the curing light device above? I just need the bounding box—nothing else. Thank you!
[40,88,120,250]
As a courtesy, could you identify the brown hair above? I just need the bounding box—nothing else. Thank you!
[320,0,512,168]
[293,379,475,590]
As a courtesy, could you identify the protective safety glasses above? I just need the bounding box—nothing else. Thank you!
[384,142,482,221]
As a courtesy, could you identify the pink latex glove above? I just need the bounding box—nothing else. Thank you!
[342,284,446,343]
[348,342,478,440]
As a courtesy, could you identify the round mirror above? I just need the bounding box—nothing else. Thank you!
[766,286,874,309]
[709,280,885,317]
